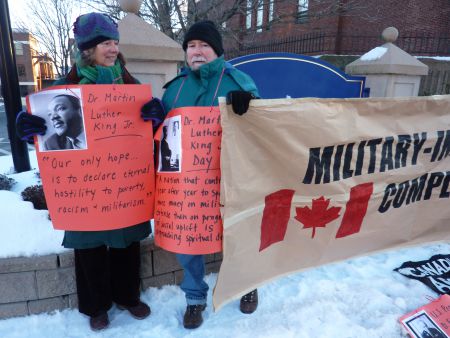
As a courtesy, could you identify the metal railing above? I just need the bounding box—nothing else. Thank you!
[225,32,450,59]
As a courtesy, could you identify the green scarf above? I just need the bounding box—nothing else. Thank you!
[77,59,124,85]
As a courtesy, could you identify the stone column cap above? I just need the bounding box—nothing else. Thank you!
[118,13,184,62]
[346,42,429,76]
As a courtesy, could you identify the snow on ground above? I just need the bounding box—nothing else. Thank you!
[0,151,65,257]
[0,243,448,338]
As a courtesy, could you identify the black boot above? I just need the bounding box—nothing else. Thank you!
[117,300,151,319]
[240,289,258,314]
[89,312,109,331]
[183,304,206,329]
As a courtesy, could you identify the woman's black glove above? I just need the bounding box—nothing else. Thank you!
[141,97,165,131]
[226,91,256,115]
[16,110,47,143]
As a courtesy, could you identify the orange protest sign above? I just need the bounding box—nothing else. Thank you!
[27,85,155,231]
[400,295,450,338]
[153,107,223,254]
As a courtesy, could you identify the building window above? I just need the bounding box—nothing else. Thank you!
[246,0,252,29]
[15,42,23,56]
[297,0,309,23]
[268,0,274,22]
[256,0,264,32]
[17,64,26,77]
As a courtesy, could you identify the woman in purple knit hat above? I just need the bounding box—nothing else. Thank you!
[16,12,165,331]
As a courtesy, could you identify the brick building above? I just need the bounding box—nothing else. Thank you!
[218,0,450,58]
[10,30,55,96]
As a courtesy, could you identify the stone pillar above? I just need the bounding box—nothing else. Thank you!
[118,0,184,98]
[345,27,429,97]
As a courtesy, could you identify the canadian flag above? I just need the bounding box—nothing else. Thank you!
[260,182,373,251]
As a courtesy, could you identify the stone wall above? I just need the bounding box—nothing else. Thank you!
[0,238,222,319]
[222,0,449,55]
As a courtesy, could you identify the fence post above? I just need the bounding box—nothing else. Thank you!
[0,0,31,172]
[346,27,429,98]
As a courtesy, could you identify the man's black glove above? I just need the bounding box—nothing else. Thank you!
[141,97,165,131]
[16,110,47,143]
[226,91,256,116]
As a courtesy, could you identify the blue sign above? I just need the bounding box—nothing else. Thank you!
[228,52,367,99]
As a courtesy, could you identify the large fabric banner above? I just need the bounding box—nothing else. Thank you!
[27,85,155,230]
[153,107,223,254]
[214,95,450,310]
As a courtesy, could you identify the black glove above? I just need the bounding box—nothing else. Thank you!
[16,110,47,143]
[226,91,256,116]
[141,97,165,131]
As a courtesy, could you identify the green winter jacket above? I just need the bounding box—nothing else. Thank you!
[162,56,259,111]
[53,62,151,249]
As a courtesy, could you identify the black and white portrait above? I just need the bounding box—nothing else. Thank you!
[29,88,87,152]
[403,311,448,338]
[158,115,181,173]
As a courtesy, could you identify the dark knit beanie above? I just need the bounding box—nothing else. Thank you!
[73,13,119,51]
[182,20,224,56]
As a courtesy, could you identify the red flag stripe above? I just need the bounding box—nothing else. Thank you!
[259,189,295,251]
[336,182,373,238]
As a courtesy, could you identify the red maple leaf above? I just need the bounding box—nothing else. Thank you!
[294,196,341,238]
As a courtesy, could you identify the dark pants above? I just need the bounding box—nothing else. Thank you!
[74,242,141,317]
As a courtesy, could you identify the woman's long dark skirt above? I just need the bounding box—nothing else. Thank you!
[74,241,141,317]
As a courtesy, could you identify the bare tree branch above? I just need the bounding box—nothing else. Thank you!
[17,0,381,76]
[21,0,75,77]
[80,0,376,40]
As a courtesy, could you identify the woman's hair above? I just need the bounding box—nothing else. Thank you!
[78,49,126,67]
[79,47,96,67]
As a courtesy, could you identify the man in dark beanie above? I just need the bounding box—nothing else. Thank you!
[146,19,260,329]
[182,20,224,58]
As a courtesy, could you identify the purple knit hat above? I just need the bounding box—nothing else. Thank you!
[73,12,119,51]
